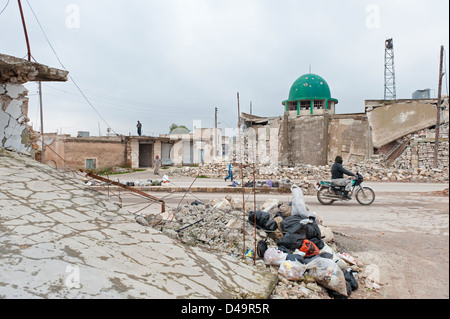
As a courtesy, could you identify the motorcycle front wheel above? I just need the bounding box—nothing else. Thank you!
[317,188,335,205]
[355,187,375,205]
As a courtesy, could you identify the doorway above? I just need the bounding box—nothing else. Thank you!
[139,143,153,167]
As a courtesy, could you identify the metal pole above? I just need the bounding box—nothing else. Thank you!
[39,81,45,164]
[17,0,32,61]
[215,107,218,158]
[237,92,247,259]
[434,45,444,168]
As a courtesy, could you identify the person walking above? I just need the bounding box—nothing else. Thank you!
[153,155,161,175]
[224,162,233,182]
[137,121,142,136]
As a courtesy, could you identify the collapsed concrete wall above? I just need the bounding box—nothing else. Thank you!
[0,53,68,156]
[0,83,32,153]
[366,98,449,149]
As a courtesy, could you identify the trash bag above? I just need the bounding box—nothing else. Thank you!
[320,243,348,270]
[310,237,325,250]
[248,211,270,228]
[285,252,305,263]
[280,216,322,242]
[263,220,278,232]
[278,260,306,281]
[305,257,348,297]
[190,200,204,206]
[328,270,359,299]
[344,270,359,292]
[264,248,288,266]
[280,215,305,235]
[300,218,322,240]
[290,184,309,218]
[277,232,305,250]
[257,239,268,258]
[298,239,320,257]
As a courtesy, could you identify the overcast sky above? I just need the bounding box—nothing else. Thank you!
[1,0,449,137]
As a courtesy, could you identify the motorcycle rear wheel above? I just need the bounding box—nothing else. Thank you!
[355,187,375,205]
[317,188,335,205]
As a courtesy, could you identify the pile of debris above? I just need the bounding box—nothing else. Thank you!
[171,156,449,184]
[135,186,379,299]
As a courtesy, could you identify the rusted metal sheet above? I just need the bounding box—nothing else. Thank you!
[82,170,165,213]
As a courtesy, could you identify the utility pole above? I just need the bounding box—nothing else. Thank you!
[214,107,218,157]
[17,0,31,62]
[250,101,252,115]
[434,45,444,169]
[39,82,45,164]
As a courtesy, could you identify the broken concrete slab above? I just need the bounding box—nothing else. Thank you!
[0,53,68,84]
[0,150,277,299]
[367,100,449,148]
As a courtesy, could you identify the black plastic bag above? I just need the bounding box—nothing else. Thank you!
[263,220,278,232]
[281,216,322,241]
[310,237,325,250]
[285,253,305,263]
[277,232,305,250]
[248,211,270,228]
[280,215,305,235]
[256,239,268,258]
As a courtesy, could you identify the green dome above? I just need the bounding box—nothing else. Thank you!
[286,73,338,103]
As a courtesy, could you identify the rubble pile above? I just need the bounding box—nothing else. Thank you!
[136,187,377,299]
[171,156,449,189]
[171,123,449,184]
[394,123,449,171]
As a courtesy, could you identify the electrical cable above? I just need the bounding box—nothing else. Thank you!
[0,0,10,15]
[24,0,119,136]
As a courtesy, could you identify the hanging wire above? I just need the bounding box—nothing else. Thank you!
[0,0,10,15]
[24,0,119,136]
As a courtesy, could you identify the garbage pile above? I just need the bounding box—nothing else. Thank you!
[82,175,171,187]
[138,185,374,299]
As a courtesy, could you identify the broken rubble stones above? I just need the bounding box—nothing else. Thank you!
[136,196,366,299]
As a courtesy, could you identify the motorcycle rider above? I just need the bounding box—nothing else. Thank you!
[331,155,355,200]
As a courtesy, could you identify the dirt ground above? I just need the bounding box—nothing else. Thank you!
[328,191,449,299]
[97,172,449,299]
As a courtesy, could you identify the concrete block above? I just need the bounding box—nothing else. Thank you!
[5,83,27,99]
[5,99,23,119]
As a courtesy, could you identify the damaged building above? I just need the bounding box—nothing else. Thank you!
[237,72,449,170]
[0,53,68,154]
[42,126,229,171]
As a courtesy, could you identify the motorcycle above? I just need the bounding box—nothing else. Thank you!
[316,172,375,205]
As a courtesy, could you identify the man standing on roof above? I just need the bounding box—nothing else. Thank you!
[331,155,355,200]
[137,121,142,136]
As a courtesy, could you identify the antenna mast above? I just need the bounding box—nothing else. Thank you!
[384,38,397,100]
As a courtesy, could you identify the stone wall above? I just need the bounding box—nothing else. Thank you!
[393,123,449,170]
[44,135,128,170]
[0,83,33,153]
[280,114,329,166]
[328,114,371,165]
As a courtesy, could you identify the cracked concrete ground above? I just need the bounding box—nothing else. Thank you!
[0,149,277,299]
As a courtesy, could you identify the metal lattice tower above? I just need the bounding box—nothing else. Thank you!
[384,38,397,100]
